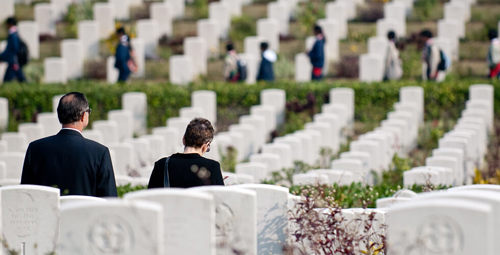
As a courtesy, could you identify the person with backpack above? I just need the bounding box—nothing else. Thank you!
[308,24,326,81]
[223,42,246,82]
[384,31,403,81]
[114,27,136,83]
[487,29,500,79]
[0,17,27,83]
[420,29,447,82]
[257,41,277,82]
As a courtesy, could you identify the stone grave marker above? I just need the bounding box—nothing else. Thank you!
[35,3,56,36]
[209,2,230,38]
[108,110,134,142]
[317,19,340,62]
[257,19,280,52]
[92,120,119,147]
[235,162,268,183]
[137,19,160,58]
[78,21,99,60]
[1,185,60,255]
[294,53,312,82]
[93,3,115,39]
[44,57,67,84]
[244,36,265,56]
[0,0,14,23]
[377,18,406,37]
[37,112,60,137]
[325,2,348,39]
[169,55,194,85]
[57,200,163,255]
[125,189,215,255]
[109,143,135,176]
[152,126,180,155]
[293,173,329,185]
[192,90,217,125]
[60,196,105,205]
[250,105,276,133]
[61,39,84,79]
[261,89,286,126]
[150,2,173,37]
[359,54,384,82]
[122,92,147,136]
[0,152,24,179]
[106,56,118,83]
[184,37,208,76]
[368,36,389,59]
[18,21,39,59]
[239,53,259,84]
[109,0,130,20]
[268,1,290,35]
[18,123,44,143]
[0,97,7,131]
[197,19,219,55]
[131,38,146,78]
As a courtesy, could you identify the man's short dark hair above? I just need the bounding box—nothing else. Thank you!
[226,42,234,52]
[57,92,89,125]
[260,42,269,51]
[183,118,214,148]
[387,31,396,40]
[420,29,433,39]
[6,17,17,26]
[314,25,322,35]
[116,27,125,35]
[488,29,498,41]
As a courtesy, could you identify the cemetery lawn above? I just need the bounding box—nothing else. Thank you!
[2,79,499,207]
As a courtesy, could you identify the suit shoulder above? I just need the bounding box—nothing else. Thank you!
[82,138,109,152]
[204,158,220,168]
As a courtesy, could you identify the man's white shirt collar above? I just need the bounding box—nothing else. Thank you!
[61,128,82,134]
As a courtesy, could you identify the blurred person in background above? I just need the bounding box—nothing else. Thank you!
[487,29,500,79]
[0,17,26,83]
[114,27,136,83]
[384,30,403,81]
[308,24,325,81]
[257,41,276,82]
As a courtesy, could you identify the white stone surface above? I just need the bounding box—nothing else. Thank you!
[92,120,119,147]
[35,3,56,36]
[61,39,84,79]
[107,56,118,84]
[108,110,134,142]
[317,19,340,62]
[294,53,311,82]
[52,0,71,20]
[0,0,14,24]
[150,2,173,37]
[37,112,59,137]
[250,153,281,173]
[131,38,146,78]
[57,200,163,255]
[0,98,7,131]
[192,90,217,125]
[0,152,24,179]
[293,173,329,185]
[257,19,280,52]
[235,162,268,182]
[18,21,39,59]
[1,185,60,255]
[152,127,180,155]
[184,37,208,76]
[239,53,259,84]
[60,195,105,205]
[359,54,384,82]
[209,2,230,38]
[387,199,493,255]
[137,19,160,58]
[238,184,289,255]
[250,105,276,133]
[325,2,348,39]
[244,36,265,56]
[18,123,44,143]
[191,186,257,255]
[78,20,100,60]
[197,19,219,55]
[377,18,406,37]
[368,36,389,59]
[169,55,194,85]
[384,1,407,23]
[44,57,67,84]
[109,143,135,176]
[122,92,147,136]
[268,1,290,35]
[109,0,130,19]
[93,3,114,39]
[125,189,215,255]
[261,89,286,126]
[168,0,185,19]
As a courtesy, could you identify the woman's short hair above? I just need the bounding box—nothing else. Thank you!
[183,118,215,148]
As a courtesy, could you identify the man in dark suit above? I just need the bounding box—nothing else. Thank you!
[0,17,26,83]
[114,27,133,83]
[21,92,117,197]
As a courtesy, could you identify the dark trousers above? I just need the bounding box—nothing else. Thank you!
[4,65,26,83]
[311,67,323,81]
[118,69,131,82]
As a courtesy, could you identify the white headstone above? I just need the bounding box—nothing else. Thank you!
[184,37,208,76]
[18,21,39,59]
[192,90,217,125]
[150,2,173,37]
[359,54,384,82]
[261,89,286,126]
[106,56,118,83]
[152,127,180,155]
[122,92,147,136]
[169,55,194,85]
[257,19,280,52]
[61,39,84,79]
[197,19,219,55]
[131,38,146,78]
[93,3,115,39]
[221,0,242,17]
[109,0,130,19]
[244,36,265,56]
[109,143,135,176]
[238,184,289,255]
[377,18,406,37]
[317,19,340,62]
[18,123,44,143]
[0,98,7,131]
[1,185,60,255]
[108,110,134,142]
[191,186,257,255]
[0,0,14,23]
[384,1,406,23]
[268,2,289,35]
[44,57,67,84]
[137,19,160,58]
[34,3,56,36]
[92,120,119,146]
[57,200,164,255]
[325,2,348,39]
[387,199,493,255]
[125,189,215,255]
[368,36,389,59]
[37,112,60,137]
[52,0,71,20]
[60,195,105,205]
[236,162,268,183]
[168,0,185,19]
[295,53,312,82]
[209,2,230,38]
[0,152,24,179]
[78,20,100,59]
[239,53,259,84]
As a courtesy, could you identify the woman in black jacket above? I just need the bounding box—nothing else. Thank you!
[147,118,224,188]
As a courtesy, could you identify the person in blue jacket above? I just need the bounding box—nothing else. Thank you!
[114,27,133,83]
[257,41,277,82]
[0,17,26,83]
[308,25,325,81]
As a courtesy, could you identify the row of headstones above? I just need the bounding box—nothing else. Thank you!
[375,184,500,255]
[294,0,363,82]
[293,86,423,186]
[0,183,292,255]
[404,84,493,187]
[235,88,354,185]
[359,0,415,82]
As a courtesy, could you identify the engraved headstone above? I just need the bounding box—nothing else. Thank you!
[109,143,135,176]
[244,36,265,56]
[377,18,406,37]
[191,186,257,255]
[131,38,146,78]
[1,185,60,255]
[125,189,215,255]
[192,90,217,124]
[18,123,44,143]
[235,162,268,182]
[57,200,164,255]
